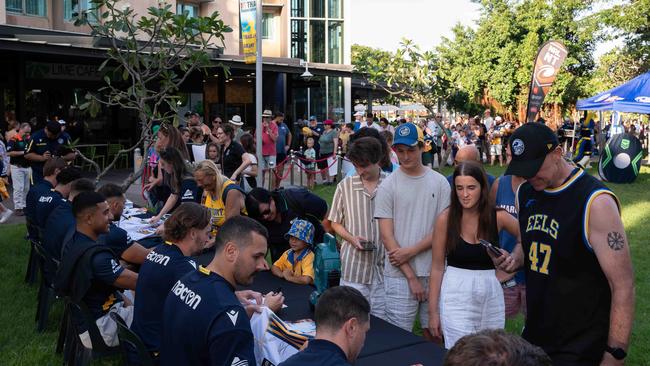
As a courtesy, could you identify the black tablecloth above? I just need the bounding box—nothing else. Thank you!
[194,250,447,366]
[356,341,447,366]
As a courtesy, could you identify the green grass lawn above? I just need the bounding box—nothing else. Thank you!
[1,165,648,365]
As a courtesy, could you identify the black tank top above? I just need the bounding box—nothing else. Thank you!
[518,168,615,364]
[447,211,499,270]
[447,237,495,270]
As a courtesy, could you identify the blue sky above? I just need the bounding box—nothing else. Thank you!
[350,0,619,59]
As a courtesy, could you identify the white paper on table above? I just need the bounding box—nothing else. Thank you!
[327,156,338,177]
[192,144,206,162]
[118,216,159,241]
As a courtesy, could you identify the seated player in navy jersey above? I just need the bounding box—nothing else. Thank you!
[25,156,66,233]
[161,216,284,366]
[96,184,151,264]
[279,286,371,366]
[32,166,82,228]
[56,191,138,349]
[131,202,208,356]
[134,203,282,357]
[42,178,96,280]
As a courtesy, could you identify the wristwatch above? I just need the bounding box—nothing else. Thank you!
[605,345,627,360]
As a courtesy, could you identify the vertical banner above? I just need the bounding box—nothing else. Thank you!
[240,0,257,64]
[525,40,569,123]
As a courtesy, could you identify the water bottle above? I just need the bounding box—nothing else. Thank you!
[134,148,142,174]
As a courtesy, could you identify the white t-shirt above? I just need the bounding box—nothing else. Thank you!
[242,152,257,177]
[374,167,450,277]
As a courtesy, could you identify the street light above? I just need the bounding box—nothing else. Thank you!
[300,59,313,81]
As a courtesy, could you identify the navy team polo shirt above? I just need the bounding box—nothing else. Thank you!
[131,242,196,352]
[33,188,64,228]
[279,339,351,366]
[161,266,255,366]
[99,223,135,258]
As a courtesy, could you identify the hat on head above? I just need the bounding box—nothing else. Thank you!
[58,119,66,125]
[302,126,313,136]
[285,219,315,246]
[495,116,503,122]
[309,115,317,121]
[353,111,364,117]
[46,120,62,134]
[393,123,423,147]
[505,123,559,178]
[323,119,333,126]
[228,115,244,126]
[262,110,273,118]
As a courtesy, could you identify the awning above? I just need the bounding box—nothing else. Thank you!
[0,25,353,78]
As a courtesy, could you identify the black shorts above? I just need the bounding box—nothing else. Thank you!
[317,153,333,169]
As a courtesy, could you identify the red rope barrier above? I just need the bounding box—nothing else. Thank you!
[295,157,339,174]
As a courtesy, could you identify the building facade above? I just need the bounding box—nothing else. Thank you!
[0,0,352,143]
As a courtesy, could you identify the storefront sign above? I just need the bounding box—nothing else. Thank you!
[25,62,103,81]
[240,0,258,64]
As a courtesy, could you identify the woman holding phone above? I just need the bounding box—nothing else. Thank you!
[428,161,521,349]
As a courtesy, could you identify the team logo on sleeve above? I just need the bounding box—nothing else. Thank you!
[227,309,239,326]
[231,357,248,366]
[110,259,121,273]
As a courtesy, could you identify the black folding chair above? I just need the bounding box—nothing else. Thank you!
[110,312,156,366]
[32,241,60,331]
[24,217,40,285]
[61,298,120,366]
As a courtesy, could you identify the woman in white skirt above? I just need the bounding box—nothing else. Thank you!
[428,161,521,349]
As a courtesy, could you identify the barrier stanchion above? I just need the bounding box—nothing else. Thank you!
[289,150,295,186]
[299,146,304,187]
[336,145,343,183]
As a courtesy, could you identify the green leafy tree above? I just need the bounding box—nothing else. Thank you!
[352,40,452,163]
[437,0,598,122]
[74,0,231,189]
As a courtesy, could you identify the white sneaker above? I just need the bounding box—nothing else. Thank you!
[0,209,13,223]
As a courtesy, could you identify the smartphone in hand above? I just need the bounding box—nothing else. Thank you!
[359,240,376,251]
[479,239,503,257]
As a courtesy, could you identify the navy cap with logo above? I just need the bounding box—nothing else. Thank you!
[393,123,423,147]
[505,122,559,178]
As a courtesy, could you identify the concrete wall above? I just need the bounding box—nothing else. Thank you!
[0,0,6,24]
[0,0,291,59]
[203,0,242,55]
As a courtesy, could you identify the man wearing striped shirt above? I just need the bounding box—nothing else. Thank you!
[328,137,386,319]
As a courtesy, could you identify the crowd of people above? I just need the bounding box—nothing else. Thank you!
[0,105,637,366]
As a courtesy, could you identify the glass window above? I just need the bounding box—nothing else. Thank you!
[310,0,325,18]
[309,20,325,63]
[291,19,307,60]
[309,76,326,121]
[328,21,343,64]
[327,77,344,121]
[7,0,46,16]
[6,0,22,13]
[177,3,199,18]
[328,0,342,18]
[291,0,307,17]
[262,13,274,40]
[64,0,93,21]
[25,0,46,16]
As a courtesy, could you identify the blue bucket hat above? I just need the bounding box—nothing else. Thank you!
[284,219,315,246]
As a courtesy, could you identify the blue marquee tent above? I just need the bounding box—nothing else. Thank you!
[577,71,650,113]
